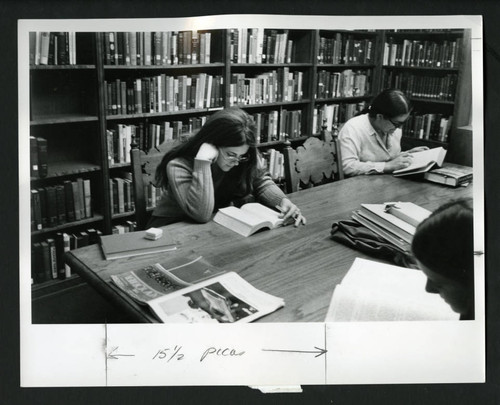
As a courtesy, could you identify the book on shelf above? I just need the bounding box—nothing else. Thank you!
[424,162,473,187]
[100,229,177,260]
[213,202,293,237]
[55,232,70,279]
[36,137,48,178]
[46,238,58,279]
[32,242,45,283]
[31,189,43,231]
[55,184,67,225]
[393,146,447,177]
[30,136,39,178]
[325,258,458,322]
[110,255,284,323]
[37,187,48,229]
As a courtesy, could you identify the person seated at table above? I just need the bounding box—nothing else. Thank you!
[411,198,475,320]
[339,89,428,177]
[147,106,306,228]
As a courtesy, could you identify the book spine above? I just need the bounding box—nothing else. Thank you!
[45,186,58,228]
[30,136,39,178]
[83,179,92,218]
[36,137,48,178]
[31,189,42,231]
[37,187,48,229]
[72,181,82,221]
[47,238,58,279]
[32,242,45,283]
[40,241,52,282]
[55,184,67,225]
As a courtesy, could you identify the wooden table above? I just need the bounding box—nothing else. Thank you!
[65,175,472,323]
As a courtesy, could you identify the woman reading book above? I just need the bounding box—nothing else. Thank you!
[148,107,306,228]
[411,198,475,320]
[339,89,428,177]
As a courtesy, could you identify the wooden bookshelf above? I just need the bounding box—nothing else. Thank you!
[379,29,466,147]
[29,27,470,298]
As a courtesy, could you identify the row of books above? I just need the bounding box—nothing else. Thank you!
[104,74,224,115]
[229,68,304,106]
[318,34,375,65]
[31,178,93,232]
[316,69,371,99]
[261,148,285,182]
[110,176,134,215]
[111,221,138,234]
[29,32,77,66]
[229,28,293,64]
[383,38,462,68]
[31,229,101,284]
[102,31,212,66]
[109,175,161,215]
[382,71,458,101]
[312,102,367,134]
[107,118,206,164]
[252,109,303,144]
[402,113,453,143]
[30,136,48,179]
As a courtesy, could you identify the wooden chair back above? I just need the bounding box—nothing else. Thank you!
[130,140,178,230]
[283,125,343,193]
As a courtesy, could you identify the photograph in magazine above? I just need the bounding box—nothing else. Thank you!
[19,14,484,387]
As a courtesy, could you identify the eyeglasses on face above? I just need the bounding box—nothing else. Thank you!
[219,148,250,163]
[386,117,407,129]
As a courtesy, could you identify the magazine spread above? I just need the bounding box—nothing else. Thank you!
[110,255,225,304]
[148,272,285,323]
[110,255,285,323]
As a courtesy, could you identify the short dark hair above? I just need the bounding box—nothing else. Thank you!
[412,198,474,282]
[367,89,413,119]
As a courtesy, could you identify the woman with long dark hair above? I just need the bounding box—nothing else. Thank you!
[339,89,428,177]
[148,107,306,228]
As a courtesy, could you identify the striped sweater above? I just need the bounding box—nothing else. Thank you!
[151,157,286,225]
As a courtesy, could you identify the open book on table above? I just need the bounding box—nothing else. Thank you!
[393,146,447,177]
[325,258,458,322]
[213,202,293,237]
[110,255,284,323]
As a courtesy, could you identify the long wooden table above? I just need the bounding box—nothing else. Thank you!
[65,175,472,323]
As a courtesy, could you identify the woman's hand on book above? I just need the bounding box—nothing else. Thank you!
[277,198,306,227]
[196,143,219,162]
[406,146,429,154]
[384,153,414,173]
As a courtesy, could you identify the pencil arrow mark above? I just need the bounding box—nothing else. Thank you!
[107,346,135,360]
[262,346,327,358]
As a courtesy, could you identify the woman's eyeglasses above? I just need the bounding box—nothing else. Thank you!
[386,117,407,129]
[219,149,250,163]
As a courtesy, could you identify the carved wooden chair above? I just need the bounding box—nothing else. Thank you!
[130,138,178,230]
[283,124,344,193]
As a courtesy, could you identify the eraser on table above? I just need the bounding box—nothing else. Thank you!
[145,227,163,240]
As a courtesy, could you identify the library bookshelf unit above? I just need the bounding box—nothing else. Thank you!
[28,28,470,320]
[379,29,468,151]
